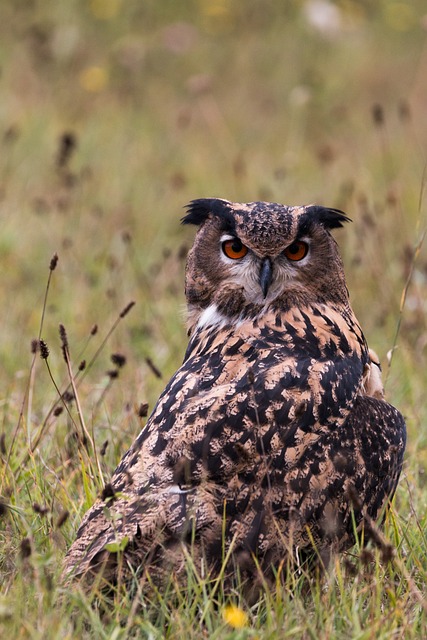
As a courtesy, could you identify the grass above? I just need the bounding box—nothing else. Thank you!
[1,0,427,637]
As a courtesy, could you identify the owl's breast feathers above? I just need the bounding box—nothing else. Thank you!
[63,302,406,583]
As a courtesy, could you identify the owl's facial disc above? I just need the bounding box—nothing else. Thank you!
[219,233,313,304]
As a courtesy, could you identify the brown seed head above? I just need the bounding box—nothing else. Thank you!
[32,503,49,516]
[138,402,149,418]
[39,340,50,360]
[62,391,75,403]
[145,357,162,379]
[372,103,384,126]
[0,433,6,455]
[49,253,59,271]
[120,301,135,318]
[381,544,395,563]
[100,440,109,456]
[20,537,32,559]
[111,353,126,368]
[56,510,69,528]
[59,324,69,362]
[57,131,77,168]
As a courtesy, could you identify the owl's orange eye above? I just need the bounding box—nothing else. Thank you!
[222,238,248,260]
[284,240,309,261]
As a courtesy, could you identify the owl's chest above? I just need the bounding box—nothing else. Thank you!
[191,321,361,397]
[129,308,367,476]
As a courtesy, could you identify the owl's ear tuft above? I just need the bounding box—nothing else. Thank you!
[182,198,234,227]
[304,206,351,230]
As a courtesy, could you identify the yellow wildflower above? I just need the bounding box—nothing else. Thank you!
[90,0,121,20]
[222,603,248,628]
[79,66,108,93]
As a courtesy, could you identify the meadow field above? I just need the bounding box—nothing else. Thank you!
[1,1,427,637]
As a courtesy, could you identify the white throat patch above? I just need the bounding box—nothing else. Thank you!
[196,304,229,331]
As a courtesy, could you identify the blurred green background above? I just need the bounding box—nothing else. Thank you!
[0,1,427,636]
[1,0,426,471]
[1,0,426,456]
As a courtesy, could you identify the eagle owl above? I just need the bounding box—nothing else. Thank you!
[63,198,406,593]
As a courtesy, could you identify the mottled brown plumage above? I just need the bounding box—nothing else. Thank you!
[63,198,406,594]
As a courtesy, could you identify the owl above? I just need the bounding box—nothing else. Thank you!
[63,198,406,595]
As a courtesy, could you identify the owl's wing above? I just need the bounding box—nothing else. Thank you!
[261,394,406,562]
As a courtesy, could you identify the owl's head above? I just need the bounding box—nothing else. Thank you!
[182,198,351,332]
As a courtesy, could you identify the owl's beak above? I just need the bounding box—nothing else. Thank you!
[259,257,273,298]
